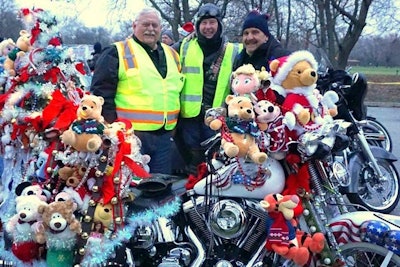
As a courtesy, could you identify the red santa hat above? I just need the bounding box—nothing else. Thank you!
[270,50,318,86]
[178,22,195,37]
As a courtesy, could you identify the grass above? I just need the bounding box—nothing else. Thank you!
[349,66,400,76]
[346,66,400,103]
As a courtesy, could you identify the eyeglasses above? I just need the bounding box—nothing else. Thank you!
[197,4,221,19]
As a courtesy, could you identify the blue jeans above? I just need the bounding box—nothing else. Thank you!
[134,130,173,175]
[178,118,216,150]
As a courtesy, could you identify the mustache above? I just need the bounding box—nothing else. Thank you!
[144,31,156,36]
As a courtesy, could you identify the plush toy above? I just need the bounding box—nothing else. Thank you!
[5,195,48,262]
[253,99,295,132]
[0,38,16,58]
[260,193,310,266]
[15,181,49,202]
[231,64,260,97]
[208,95,267,164]
[296,229,325,256]
[3,30,31,76]
[60,94,105,152]
[57,165,85,188]
[36,200,81,267]
[269,50,338,135]
[254,99,296,160]
[93,202,114,230]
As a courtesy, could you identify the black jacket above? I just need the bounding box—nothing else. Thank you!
[233,36,291,71]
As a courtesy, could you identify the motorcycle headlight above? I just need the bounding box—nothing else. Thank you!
[332,161,350,186]
[210,199,247,239]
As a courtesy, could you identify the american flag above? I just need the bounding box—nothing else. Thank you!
[330,218,400,255]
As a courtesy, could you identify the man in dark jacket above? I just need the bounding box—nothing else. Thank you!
[233,10,291,72]
[88,42,102,71]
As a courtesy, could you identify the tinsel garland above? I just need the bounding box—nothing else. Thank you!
[0,237,46,267]
[80,197,181,266]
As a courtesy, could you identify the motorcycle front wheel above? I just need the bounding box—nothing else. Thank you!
[364,117,392,152]
[347,159,400,213]
[340,242,400,266]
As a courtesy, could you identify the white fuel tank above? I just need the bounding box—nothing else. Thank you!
[193,157,285,200]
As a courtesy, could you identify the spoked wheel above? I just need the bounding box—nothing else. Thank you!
[363,117,392,152]
[347,159,400,213]
[340,242,400,266]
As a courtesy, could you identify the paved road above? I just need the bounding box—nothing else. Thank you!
[367,105,400,215]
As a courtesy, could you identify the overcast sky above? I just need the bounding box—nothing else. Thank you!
[15,0,146,28]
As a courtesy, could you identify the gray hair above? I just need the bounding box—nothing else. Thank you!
[134,7,162,23]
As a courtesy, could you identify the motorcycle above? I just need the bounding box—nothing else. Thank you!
[125,118,389,266]
[316,50,393,152]
[329,210,400,266]
[316,50,400,213]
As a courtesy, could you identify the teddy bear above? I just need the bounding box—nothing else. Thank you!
[208,94,267,164]
[3,30,31,76]
[5,195,48,262]
[260,193,310,266]
[231,64,260,97]
[93,202,114,230]
[36,200,82,267]
[60,94,105,152]
[57,165,85,188]
[269,50,338,136]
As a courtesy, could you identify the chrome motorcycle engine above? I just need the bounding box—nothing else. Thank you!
[183,195,268,265]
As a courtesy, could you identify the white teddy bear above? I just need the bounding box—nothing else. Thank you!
[5,195,48,262]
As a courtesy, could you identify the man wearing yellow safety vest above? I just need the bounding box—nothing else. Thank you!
[91,7,184,175]
[173,3,242,175]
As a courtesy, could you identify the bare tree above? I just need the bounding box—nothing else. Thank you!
[0,1,23,40]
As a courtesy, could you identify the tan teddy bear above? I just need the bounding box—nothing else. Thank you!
[36,200,81,266]
[60,94,105,152]
[208,94,267,164]
[3,30,31,76]
[269,50,338,134]
[93,202,114,230]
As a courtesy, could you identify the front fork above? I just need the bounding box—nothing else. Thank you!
[356,129,385,180]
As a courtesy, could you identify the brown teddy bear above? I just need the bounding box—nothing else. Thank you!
[58,165,86,188]
[3,30,31,76]
[60,94,105,152]
[269,50,338,135]
[208,94,267,164]
[36,200,81,266]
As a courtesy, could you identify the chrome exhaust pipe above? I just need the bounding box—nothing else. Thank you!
[185,226,205,267]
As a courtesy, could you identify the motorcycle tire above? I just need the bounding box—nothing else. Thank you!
[340,242,400,266]
[347,159,400,213]
[364,117,393,152]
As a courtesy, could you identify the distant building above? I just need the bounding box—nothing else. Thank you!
[347,59,360,66]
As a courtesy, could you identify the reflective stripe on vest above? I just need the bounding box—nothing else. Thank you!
[117,40,180,71]
[179,40,242,118]
[114,39,183,131]
[116,109,179,124]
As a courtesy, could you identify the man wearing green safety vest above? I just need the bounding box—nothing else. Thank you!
[91,7,184,175]
[174,3,242,175]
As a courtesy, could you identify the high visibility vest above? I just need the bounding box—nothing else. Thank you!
[179,39,241,118]
[114,39,184,131]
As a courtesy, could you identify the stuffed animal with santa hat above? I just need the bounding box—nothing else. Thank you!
[178,21,195,38]
[269,50,339,136]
